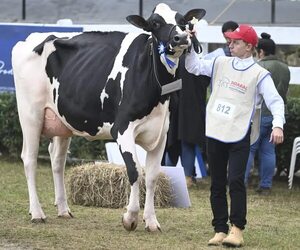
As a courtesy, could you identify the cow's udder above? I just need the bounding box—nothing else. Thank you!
[42,108,72,138]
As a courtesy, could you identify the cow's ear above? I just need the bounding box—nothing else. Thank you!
[126,15,151,31]
[184,9,206,22]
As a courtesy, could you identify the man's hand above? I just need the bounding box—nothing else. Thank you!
[186,28,196,38]
[270,127,284,144]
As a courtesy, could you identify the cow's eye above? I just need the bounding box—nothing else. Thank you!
[179,25,186,31]
[151,21,160,29]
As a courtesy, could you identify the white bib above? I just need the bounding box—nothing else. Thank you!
[206,57,268,143]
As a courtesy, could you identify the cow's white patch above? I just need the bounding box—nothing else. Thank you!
[117,101,170,152]
[52,77,60,104]
[154,3,177,25]
[69,122,113,140]
[100,33,140,109]
[96,122,113,138]
[100,91,108,108]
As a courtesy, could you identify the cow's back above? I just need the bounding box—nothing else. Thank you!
[12,32,80,95]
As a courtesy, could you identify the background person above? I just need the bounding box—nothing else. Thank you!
[163,55,210,188]
[185,25,285,247]
[204,20,239,59]
[244,32,290,194]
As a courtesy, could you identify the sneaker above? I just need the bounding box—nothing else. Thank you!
[256,187,271,195]
[208,232,227,246]
[222,225,244,247]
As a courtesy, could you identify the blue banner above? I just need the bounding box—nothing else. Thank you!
[0,24,83,92]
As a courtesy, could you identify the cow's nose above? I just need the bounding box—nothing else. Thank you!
[173,33,188,45]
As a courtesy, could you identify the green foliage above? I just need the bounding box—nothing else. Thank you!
[288,84,300,98]
[0,92,22,156]
[276,96,300,174]
[68,137,107,160]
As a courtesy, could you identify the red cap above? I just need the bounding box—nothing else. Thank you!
[224,24,258,47]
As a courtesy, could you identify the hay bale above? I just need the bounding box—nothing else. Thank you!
[67,162,172,208]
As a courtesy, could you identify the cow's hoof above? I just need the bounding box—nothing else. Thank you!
[31,217,47,223]
[145,225,162,232]
[58,211,74,219]
[144,217,161,232]
[122,215,138,231]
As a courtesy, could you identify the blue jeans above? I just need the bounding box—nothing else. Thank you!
[181,141,196,177]
[245,116,275,188]
[164,141,203,177]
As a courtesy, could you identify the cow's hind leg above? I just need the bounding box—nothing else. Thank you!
[143,134,167,232]
[19,114,46,222]
[48,136,73,218]
[119,141,141,231]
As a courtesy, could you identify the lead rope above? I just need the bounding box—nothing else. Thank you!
[150,24,179,90]
[150,38,163,91]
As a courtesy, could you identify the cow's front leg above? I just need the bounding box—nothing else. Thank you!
[143,135,167,232]
[122,181,140,231]
[143,165,161,232]
[118,140,140,231]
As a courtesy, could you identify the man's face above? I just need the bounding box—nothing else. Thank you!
[228,39,252,58]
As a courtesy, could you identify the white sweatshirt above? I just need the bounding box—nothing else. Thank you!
[185,50,285,129]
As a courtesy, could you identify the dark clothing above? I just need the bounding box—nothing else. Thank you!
[181,141,197,176]
[208,128,251,233]
[164,55,210,165]
[177,63,210,146]
[245,55,290,189]
[258,55,290,116]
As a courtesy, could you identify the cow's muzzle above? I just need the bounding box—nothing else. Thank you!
[167,33,190,52]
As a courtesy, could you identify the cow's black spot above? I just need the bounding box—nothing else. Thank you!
[121,151,138,185]
[53,88,56,103]
[43,31,126,136]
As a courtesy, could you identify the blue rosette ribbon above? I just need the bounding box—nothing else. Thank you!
[158,42,176,69]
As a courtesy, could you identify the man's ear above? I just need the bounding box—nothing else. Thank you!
[246,43,254,52]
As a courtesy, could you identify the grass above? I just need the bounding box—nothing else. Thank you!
[0,159,300,250]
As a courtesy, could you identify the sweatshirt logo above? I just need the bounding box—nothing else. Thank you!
[217,77,247,94]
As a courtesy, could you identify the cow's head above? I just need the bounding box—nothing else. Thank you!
[126,3,206,75]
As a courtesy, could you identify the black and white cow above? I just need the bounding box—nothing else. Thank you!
[12,3,206,231]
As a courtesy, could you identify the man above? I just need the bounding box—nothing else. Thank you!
[164,21,239,188]
[245,32,290,194]
[185,25,285,247]
[204,20,239,59]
